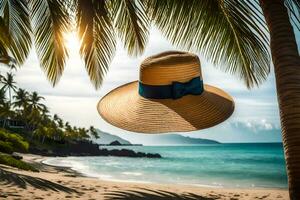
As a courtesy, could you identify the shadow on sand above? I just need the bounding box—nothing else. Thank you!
[104,188,216,200]
[0,168,77,193]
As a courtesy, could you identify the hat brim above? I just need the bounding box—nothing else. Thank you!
[98,81,234,133]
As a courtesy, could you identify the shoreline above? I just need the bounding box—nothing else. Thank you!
[42,155,288,190]
[0,153,289,200]
[42,157,288,190]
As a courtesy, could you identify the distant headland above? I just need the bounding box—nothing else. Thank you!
[93,129,220,146]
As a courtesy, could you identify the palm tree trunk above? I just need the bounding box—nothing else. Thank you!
[42,135,45,144]
[2,118,6,128]
[8,88,11,104]
[260,0,300,199]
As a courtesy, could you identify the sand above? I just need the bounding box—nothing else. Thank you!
[0,154,289,200]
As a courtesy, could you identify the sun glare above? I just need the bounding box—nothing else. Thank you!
[64,31,81,54]
[63,31,84,67]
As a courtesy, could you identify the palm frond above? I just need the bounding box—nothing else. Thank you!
[0,0,31,65]
[0,41,9,64]
[29,0,71,86]
[0,16,8,48]
[146,0,271,88]
[77,0,116,89]
[110,0,149,56]
[285,0,300,31]
[0,16,18,67]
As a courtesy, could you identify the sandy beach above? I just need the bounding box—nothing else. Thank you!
[0,154,289,200]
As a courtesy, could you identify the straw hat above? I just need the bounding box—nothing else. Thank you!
[98,51,234,133]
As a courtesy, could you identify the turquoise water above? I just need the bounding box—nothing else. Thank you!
[44,143,287,188]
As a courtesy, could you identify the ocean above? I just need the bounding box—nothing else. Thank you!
[44,143,287,189]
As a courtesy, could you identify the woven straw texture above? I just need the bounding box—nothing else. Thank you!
[98,51,234,133]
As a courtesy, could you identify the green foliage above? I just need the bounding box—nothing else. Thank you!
[0,141,13,154]
[0,61,93,146]
[0,129,29,153]
[0,102,13,119]
[0,89,6,104]
[76,0,116,89]
[145,0,270,88]
[111,0,149,56]
[0,153,38,172]
[0,72,18,101]
[29,0,70,86]
[1,0,150,89]
[89,126,99,139]
[0,0,32,65]
[13,88,29,109]
[1,0,300,89]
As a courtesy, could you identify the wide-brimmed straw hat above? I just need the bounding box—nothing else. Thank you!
[98,51,234,133]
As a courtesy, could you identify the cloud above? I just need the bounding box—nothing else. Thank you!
[175,119,282,143]
[230,119,280,133]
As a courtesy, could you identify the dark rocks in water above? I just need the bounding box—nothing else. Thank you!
[98,148,161,158]
[29,140,161,158]
[109,140,122,146]
[12,152,23,160]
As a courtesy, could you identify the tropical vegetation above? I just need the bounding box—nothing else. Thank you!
[0,0,299,198]
[0,68,99,170]
[0,129,28,154]
[0,128,37,171]
[0,153,38,172]
[0,69,99,146]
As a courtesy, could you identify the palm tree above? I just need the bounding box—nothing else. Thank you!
[27,91,45,112]
[258,1,300,198]
[0,102,12,128]
[89,126,99,140]
[0,72,18,103]
[34,125,47,143]
[0,89,6,105]
[77,127,89,140]
[27,107,42,130]
[64,121,73,140]
[25,91,46,131]
[53,114,65,138]
[13,88,29,109]
[0,0,149,88]
[53,114,60,123]
[12,88,29,125]
[40,105,51,120]
[145,0,300,198]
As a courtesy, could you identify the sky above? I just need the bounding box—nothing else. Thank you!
[6,26,300,144]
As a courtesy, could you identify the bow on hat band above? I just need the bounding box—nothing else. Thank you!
[138,77,204,99]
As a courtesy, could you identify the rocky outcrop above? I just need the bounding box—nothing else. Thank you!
[97,148,161,158]
[12,152,23,160]
[29,141,161,158]
[109,140,122,146]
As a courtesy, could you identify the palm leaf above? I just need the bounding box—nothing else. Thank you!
[0,0,31,65]
[76,0,116,89]
[146,0,271,88]
[110,0,149,56]
[0,18,16,66]
[0,44,9,64]
[29,0,70,86]
[285,0,300,31]
[0,16,9,49]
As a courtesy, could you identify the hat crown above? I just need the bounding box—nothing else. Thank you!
[140,51,202,85]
